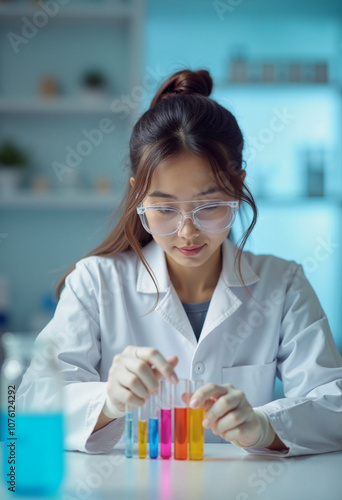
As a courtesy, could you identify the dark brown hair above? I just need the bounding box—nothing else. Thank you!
[56,69,257,299]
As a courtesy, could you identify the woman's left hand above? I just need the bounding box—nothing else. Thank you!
[189,383,266,448]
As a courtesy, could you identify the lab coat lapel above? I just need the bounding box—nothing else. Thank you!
[137,239,259,344]
[155,286,197,346]
[200,239,259,340]
[137,240,170,294]
[137,241,197,345]
[200,279,242,340]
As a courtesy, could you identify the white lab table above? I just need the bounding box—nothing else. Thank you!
[1,444,342,500]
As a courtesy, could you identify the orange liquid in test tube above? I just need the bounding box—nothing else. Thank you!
[174,378,190,460]
[174,407,188,459]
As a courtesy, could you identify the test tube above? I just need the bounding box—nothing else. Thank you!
[189,379,204,460]
[159,378,172,459]
[125,405,134,458]
[149,394,159,459]
[174,378,189,460]
[138,402,148,459]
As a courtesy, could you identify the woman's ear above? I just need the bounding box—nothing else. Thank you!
[130,177,135,187]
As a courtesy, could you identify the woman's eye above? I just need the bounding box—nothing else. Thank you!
[156,208,175,215]
[201,204,218,211]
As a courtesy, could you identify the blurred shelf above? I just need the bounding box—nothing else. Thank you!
[0,191,121,210]
[0,97,118,115]
[0,3,135,22]
[215,82,341,92]
[254,196,342,205]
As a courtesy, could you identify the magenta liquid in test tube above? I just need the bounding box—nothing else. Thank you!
[159,379,172,459]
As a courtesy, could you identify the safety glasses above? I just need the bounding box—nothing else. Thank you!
[136,200,239,236]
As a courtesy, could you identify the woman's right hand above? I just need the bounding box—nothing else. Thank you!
[104,345,179,418]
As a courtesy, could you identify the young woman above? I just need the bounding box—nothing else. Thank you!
[18,69,342,456]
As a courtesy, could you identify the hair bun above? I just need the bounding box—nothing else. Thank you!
[150,69,213,108]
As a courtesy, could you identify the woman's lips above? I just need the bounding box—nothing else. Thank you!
[177,245,205,256]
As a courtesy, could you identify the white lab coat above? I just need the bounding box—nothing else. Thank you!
[17,239,342,456]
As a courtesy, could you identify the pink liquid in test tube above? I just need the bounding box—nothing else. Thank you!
[159,379,172,459]
[160,409,171,458]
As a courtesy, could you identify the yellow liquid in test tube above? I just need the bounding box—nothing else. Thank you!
[189,408,204,460]
[138,420,147,458]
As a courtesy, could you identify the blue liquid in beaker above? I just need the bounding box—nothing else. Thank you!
[1,413,64,496]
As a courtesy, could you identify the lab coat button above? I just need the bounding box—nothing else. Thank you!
[194,362,205,374]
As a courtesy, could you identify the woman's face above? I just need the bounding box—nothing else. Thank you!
[140,152,237,271]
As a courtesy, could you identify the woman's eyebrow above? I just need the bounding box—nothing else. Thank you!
[148,190,177,199]
[148,186,221,199]
[198,186,221,196]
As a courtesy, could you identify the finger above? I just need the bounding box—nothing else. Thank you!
[220,417,258,443]
[124,356,160,395]
[181,392,193,405]
[108,385,145,411]
[212,404,248,435]
[204,398,216,413]
[136,347,179,384]
[166,355,179,368]
[189,383,228,409]
[152,355,179,384]
[204,391,242,427]
[117,367,151,400]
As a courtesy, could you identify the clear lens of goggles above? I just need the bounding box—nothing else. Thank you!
[137,200,238,236]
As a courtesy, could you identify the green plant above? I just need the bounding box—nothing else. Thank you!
[82,70,106,89]
[0,140,29,168]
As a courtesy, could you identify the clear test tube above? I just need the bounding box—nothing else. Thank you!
[138,402,148,459]
[174,378,189,460]
[149,394,159,459]
[189,379,204,460]
[125,404,134,458]
[159,378,172,459]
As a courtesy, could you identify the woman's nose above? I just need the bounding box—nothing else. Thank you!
[177,216,200,238]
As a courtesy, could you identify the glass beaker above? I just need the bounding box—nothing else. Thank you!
[1,332,65,496]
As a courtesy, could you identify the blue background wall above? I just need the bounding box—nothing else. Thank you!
[1,0,342,354]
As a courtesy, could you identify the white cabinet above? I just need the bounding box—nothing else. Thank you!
[0,1,145,331]
[0,0,144,206]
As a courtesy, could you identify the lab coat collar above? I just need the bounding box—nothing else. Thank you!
[136,239,259,294]
[222,239,260,287]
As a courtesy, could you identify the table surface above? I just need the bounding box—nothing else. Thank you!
[2,444,342,500]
